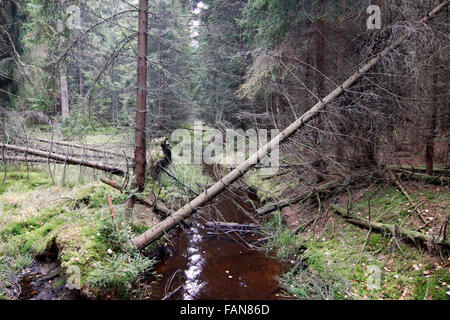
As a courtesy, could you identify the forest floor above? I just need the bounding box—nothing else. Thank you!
[0,128,449,300]
[245,162,450,300]
[0,129,168,299]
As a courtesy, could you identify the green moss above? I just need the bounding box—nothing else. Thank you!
[0,168,52,195]
[267,182,450,300]
[246,171,288,202]
[156,162,213,202]
[413,269,450,300]
[0,167,156,298]
[368,233,384,246]
[52,277,66,289]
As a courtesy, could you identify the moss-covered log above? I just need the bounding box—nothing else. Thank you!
[394,169,450,185]
[330,204,449,248]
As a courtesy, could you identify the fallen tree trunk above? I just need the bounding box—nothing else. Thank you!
[132,2,449,250]
[330,204,449,248]
[204,221,260,231]
[1,157,65,164]
[33,138,132,160]
[256,180,341,216]
[0,156,122,168]
[0,143,127,176]
[100,177,171,217]
[15,138,123,160]
[390,165,448,175]
[394,169,450,185]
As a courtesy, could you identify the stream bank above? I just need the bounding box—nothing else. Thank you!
[148,164,291,300]
[243,165,450,300]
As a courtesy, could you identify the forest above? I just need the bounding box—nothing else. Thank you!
[0,0,449,302]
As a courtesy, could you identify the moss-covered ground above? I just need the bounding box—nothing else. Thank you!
[0,164,161,299]
[253,171,450,300]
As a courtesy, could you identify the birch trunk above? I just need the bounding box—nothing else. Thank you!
[59,0,69,116]
[59,62,69,116]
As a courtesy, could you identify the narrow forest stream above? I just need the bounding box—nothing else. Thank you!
[13,164,290,300]
[149,164,290,300]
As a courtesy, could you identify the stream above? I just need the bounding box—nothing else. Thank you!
[14,165,290,300]
[148,165,290,300]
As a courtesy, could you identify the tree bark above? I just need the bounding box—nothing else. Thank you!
[425,59,439,176]
[0,143,126,176]
[131,2,449,250]
[331,204,449,248]
[59,62,70,116]
[335,0,349,162]
[33,138,132,160]
[100,177,171,217]
[134,0,148,193]
[59,1,70,116]
[315,1,326,98]
[126,0,149,214]
[0,157,65,164]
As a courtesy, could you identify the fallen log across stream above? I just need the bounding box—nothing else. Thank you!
[131,1,449,250]
[204,221,260,233]
[330,204,450,249]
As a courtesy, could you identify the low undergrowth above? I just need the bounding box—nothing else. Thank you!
[258,173,450,300]
[0,165,157,299]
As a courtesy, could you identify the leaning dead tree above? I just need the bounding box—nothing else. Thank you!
[132,2,449,250]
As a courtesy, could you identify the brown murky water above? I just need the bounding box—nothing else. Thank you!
[149,165,290,300]
[17,257,84,300]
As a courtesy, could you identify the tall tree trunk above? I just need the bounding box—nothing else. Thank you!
[315,0,325,97]
[76,37,84,97]
[272,90,282,128]
[59,62,70,116]
[313,0,327,180]
[59,1,69,116]
[157,40,163,132]
[133,0,148,193]
[238,26,248,131]
[335,0,348,163]
[425,60,439,176]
